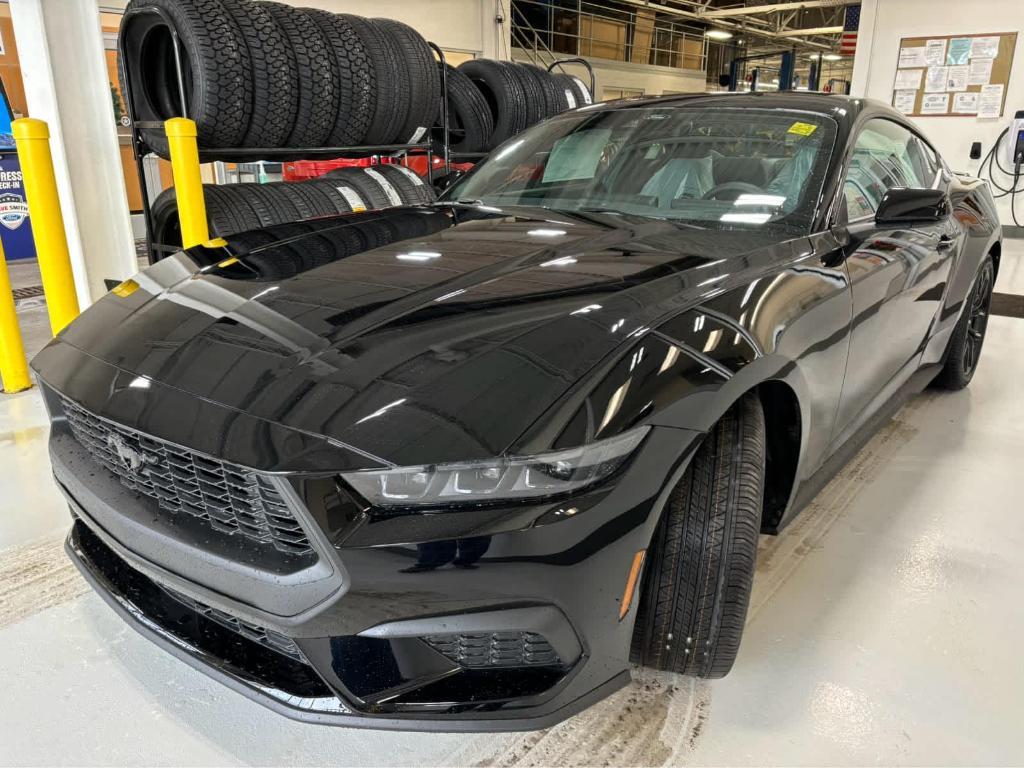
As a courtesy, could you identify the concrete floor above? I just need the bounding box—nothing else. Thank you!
[2,245,1024,766]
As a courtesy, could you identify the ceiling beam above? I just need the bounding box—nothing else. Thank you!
[701,1,858,18]
[765,25,843,36]
[611,0,836,52]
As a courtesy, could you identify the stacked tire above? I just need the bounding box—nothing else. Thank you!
[120,0,440,157]
[150,166,436,251]
[439,60,593,153]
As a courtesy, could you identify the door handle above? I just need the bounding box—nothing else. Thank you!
[936,234,955,251]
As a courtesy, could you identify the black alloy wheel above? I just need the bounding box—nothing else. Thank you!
[934,255,995,390]
[963,259,994,375]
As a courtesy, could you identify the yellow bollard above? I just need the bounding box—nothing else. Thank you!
[0,240,32,394]
[12,118,80,335]
[164,118,210,248]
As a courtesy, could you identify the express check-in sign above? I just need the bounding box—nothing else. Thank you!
[0,152,36,260]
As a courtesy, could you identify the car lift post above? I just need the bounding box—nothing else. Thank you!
[12,118,80,335]
[164,118,210,249]
[809,58,821,91]
[779,50,796,91]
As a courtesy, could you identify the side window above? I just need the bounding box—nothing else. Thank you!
[842,119,933,221]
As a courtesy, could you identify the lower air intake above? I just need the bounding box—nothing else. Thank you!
[423,632,561,668]
[161,585,305,663]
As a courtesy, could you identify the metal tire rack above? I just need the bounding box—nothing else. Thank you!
[118,5,594,262]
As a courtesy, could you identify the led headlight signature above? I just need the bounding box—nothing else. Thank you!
[341,426,649,508]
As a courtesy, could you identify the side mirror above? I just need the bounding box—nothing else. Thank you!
[875,187,950,225]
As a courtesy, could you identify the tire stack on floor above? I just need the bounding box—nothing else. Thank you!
[150,166,435,249]
[120,0,441,154]
[438,60,593,153]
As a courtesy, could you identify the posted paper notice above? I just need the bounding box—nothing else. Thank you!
[946,37,972,65]
[970,36,1000,60]
[977,84,1004,119]
[968,58,993,86]
[946,65,969,91]
[920,93,949,115]
[898,46,928,68]
[952,92,979,114]
[924,66,948,92]
[893,90,917,114]
[924,39,947,66]
[894,69,923,90]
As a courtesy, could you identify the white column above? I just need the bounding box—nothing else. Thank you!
[10,0,137,307]
[484,0,511,60]
[849,0,878,98]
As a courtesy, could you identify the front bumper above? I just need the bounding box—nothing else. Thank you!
[67,516,634,731]
[40,355,702,730]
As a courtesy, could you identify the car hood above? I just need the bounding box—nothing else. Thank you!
[38,205,803,469]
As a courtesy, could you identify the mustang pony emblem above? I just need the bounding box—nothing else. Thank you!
[106,434,150,473]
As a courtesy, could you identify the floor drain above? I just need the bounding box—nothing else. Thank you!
[13,285,45,301]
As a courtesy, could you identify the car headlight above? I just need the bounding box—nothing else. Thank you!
[341,426,649,508]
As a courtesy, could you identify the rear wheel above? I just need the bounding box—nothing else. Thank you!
[631,393,765,678]
[934,255,995,390]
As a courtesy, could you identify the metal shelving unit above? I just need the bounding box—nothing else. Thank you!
[118,4,591,262]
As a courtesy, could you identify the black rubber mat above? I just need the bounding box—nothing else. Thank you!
[991,292,1024,319]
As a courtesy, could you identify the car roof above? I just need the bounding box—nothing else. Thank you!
[586,91,895,128]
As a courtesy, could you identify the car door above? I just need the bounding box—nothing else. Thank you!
[829,118,959,449]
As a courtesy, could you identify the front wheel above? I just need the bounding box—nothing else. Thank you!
[934,255,995,390]
[631,393,765,678]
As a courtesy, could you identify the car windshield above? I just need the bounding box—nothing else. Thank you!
[446,105,838,233]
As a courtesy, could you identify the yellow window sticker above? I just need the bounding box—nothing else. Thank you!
[787,121,818,137]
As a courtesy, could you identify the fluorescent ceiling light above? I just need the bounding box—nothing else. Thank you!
[823,53,842,61]
[528,228,567,237]
[705,29,733,40]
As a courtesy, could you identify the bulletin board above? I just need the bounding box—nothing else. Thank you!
[890,32,1017,118]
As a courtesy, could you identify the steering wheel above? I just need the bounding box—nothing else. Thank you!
[701,181,766,201]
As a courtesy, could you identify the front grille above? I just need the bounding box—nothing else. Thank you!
[423,632,561,668]
[161,585,305,663]
[60,396,313,556]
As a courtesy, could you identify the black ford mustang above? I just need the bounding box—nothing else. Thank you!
[33,93,1000,731]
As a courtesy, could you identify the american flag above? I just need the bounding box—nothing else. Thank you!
[840,4,861,56]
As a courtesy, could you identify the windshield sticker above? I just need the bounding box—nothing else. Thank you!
[787,121,818,137]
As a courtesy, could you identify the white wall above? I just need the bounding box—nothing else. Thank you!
[512,50,705,100]
[851,0,1024,226]
[300,0,506,58]
[100,0,508,57]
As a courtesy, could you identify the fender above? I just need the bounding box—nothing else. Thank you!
[922,174,1002,366]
